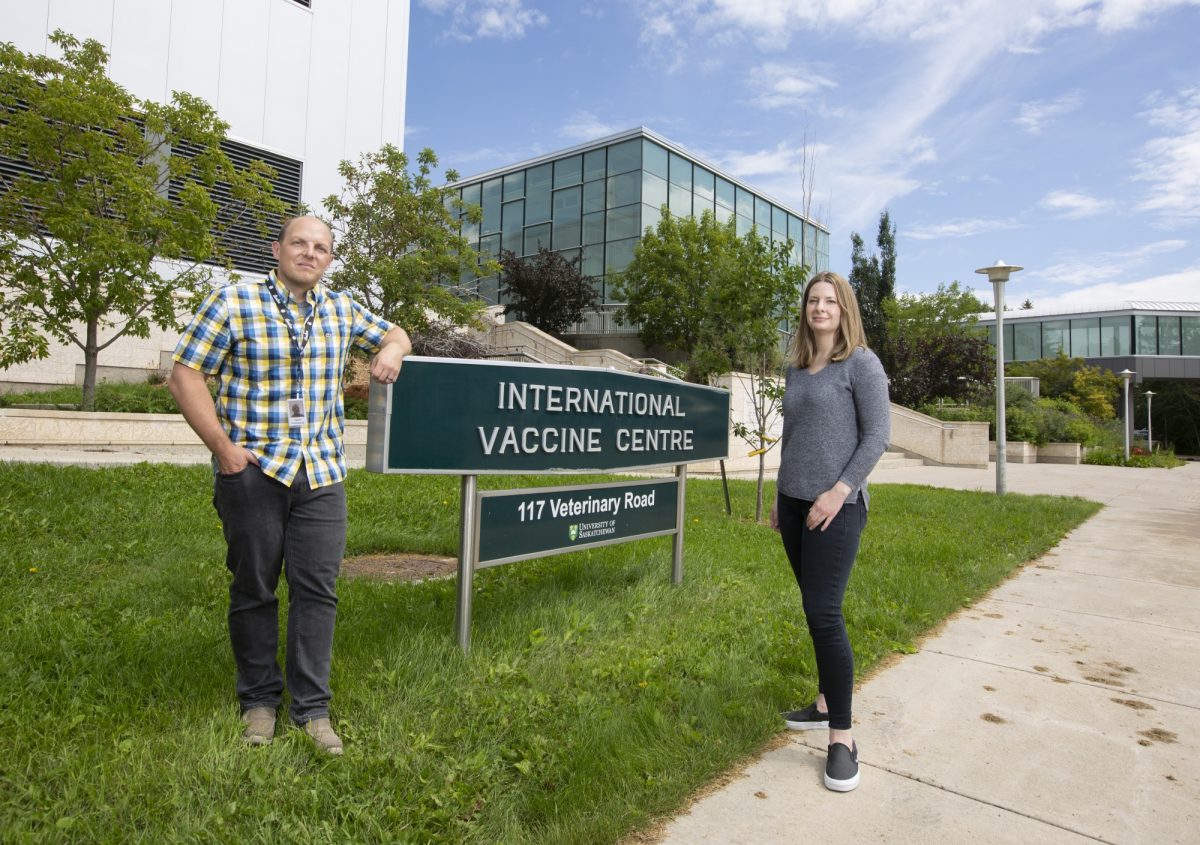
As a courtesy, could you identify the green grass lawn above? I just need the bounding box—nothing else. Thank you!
[0,464,1099,843]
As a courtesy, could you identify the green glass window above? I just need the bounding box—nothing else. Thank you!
[1135,315,1158,354]
[501,200,523,254]
[772,206,787,239]
[754,196,770,227]
[460,182,481,211]
[716,177,735,210]
[668,152,692,189]
[478,233,501,260]
[605,237,638,279]
[755,221,770,239]
[694,167,715,202]
[1013,322,1040,361]
[642,172,668,212]
[478,274,499,305]
[606,205,640,241]
[1158,316,1181,355]
[714,204,733,224]
[584,148,606,181]
[1182,316,1200,355]
[1070,318,1100,357]
[735,186,752,219]
[524,223,551,255]
[552,185,582,248]
[607,171,640,208]
[525,164,552,225]
[481,178,502,235]
[643,140,668,179]
[1101,316,1131,356]
[693,192,715,217]
[607,139,640,176]
[641,203,661,234]
[503,171,524,201]
[461,217,479,248]
[583,179,605,214]
[668,182,691,216]
[554,155,582,189]
[582,211,605,245]
[736,214,752,237]
[581,244,604,277]
[1042,320,1069,357]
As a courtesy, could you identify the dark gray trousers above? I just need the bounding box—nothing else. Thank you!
[212,464,346,724]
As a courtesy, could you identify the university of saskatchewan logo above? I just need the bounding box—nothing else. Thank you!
[568,524,578,542]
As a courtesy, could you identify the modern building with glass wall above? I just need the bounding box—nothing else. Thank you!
[447,127,830,355]
[977,301,1200,382]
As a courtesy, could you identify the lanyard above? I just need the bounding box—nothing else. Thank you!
[266,273,318,399]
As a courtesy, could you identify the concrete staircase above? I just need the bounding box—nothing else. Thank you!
[875,447,926,471]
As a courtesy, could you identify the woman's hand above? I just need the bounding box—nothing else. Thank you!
[806,482,852,532]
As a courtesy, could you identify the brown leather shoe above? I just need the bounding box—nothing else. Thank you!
[302,718,344,755]
[240,707,276,746]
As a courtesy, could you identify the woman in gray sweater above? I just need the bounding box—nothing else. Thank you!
[769,270,891,792]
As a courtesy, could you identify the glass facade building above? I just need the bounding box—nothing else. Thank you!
[447,127,830,338]
[977,302,1200,382]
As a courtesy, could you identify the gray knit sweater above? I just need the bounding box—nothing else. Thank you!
[776,346,891,508]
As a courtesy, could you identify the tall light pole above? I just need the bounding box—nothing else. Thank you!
[1144,390,1156,452]
[976,260,1023,496]
[1119,369,1134,461]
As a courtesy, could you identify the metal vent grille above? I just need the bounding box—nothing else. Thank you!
[170,138,303,275]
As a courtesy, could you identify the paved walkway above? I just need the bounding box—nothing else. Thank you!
[3,447,1197,843]
[655,460,1200,845]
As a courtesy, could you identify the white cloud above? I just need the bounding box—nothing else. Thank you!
[1039,189,1115,219]
[907,217,1025,240]
[1038,240,1188,286]
[1133,86,1200,223]
[1013,91,1084,134]
[748,63,837,110]
[559,111,626,143]
[420,0,548,41]
[1028,265,1200,311]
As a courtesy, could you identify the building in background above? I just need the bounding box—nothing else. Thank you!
[448,127,830,358]
[976,302,1200,382]
[1,0,409,392]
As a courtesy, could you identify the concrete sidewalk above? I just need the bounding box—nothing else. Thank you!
[655,461,1200,845]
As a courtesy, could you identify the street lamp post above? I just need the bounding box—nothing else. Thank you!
[1144,390,1156,452]
[1119,369,1134,461]
[976,260,1023,496]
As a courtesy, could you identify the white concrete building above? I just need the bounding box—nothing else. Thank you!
[1,0,410,391]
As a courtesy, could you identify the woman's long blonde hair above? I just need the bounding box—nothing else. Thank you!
[788,271,869,369]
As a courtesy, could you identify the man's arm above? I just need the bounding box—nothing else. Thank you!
[368,326,412,383]
[167,362,257,474]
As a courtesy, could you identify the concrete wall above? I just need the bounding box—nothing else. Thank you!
[890,405,989,468]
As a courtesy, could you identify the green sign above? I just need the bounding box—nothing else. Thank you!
[366,356,729,474]
[476,479,679,566]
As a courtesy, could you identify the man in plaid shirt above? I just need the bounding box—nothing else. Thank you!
[168,215,411,755]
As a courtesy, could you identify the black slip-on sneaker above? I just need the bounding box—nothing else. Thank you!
[783,701,830,730]
[824,741,859,792]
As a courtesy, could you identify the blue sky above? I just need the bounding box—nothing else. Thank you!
[406,0,1200,312]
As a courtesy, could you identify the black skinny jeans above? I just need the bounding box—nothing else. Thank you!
[776,492,867,731]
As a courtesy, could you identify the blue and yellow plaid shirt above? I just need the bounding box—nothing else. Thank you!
[173,271,392,488]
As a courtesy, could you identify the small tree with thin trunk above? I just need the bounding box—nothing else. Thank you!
[0,31,284,410]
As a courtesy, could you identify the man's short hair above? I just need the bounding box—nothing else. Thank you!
[275,215,334,251]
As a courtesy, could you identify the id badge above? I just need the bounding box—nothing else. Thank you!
[287,398,306,426]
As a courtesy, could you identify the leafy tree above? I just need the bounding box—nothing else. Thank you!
[1009,352,1121,419]
[323,144,494,334]
[882,282,992,408]
[848,210,896,353]
[614,209,805,385]
[498,247,598,337]
[731,369,785,522]
[1141,379,1200,455]
[0,31,284,410]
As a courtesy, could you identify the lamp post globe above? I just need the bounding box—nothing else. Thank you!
[1118,369,1135,461]
[1144,390,1156,452]
[975,261,1023,496]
